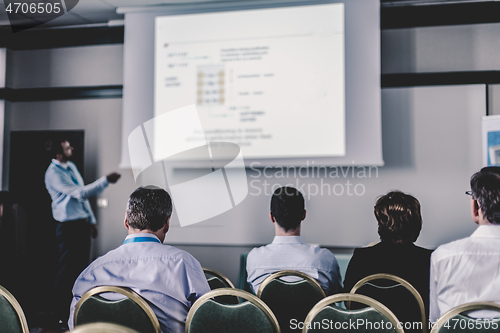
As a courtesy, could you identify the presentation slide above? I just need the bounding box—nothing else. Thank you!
[154,3,345,160]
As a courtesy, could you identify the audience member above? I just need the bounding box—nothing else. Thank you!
[430,167,500,322]
[69,186,210,333]
[246,186,342,295]
[343,190,432,328]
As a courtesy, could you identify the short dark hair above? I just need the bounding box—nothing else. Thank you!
[470,167,500,224]
[126,186,173,232]
[270,186,305,232]
[375,191,422,244]
[45,137,67,158]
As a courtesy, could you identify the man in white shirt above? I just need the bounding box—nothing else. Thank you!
[430,167,500,323]
[69,186,210,333]
[246,186,341,296]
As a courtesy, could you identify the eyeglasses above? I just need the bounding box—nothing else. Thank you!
[466,191,474,198]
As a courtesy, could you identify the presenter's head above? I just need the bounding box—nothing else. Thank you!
[46,137,73,162]
[469,167,500,225]
[375,190,422,245]
[125,186,173,242]
[270,186,306,236]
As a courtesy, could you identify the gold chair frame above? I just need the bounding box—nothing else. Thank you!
[74,286,161,333]
[68,322,140,333]
[203,267,235,288]
[429,302,500,333]
[0,285,29,333]
[257,270,326,298]
[303,293,405,333]
[350,273,427,333]
[185,287,281,333]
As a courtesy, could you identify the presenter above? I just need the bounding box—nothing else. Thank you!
[44,138,120,327]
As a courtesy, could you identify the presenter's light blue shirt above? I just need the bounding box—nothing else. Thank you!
[246,236,342,295]
[45,159,108,224]
[69,233,211,333]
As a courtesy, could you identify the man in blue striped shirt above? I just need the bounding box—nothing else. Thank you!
[69,186,210,332]
[45,138,120,326]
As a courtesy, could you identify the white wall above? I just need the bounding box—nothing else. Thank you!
[6,45,123,88]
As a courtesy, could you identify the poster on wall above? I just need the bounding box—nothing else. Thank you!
[482,115,500,166]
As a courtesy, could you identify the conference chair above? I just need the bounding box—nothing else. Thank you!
[238,252,253,293]
[203,267,235,289]
[68,322,140,333]
[349,273,427,333]
[429,302,500,333]
[73,286,160,333]
[257,270,326,333]
[302,293,404,333]
[203,267,239,304]
[186,288,280,333]
[0,285,29,333]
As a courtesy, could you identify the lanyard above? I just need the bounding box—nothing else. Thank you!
[122,237,161,245]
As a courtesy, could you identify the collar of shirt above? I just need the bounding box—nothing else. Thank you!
[124,233,161,243]
[52,158,69,169]
[471,224,500,238]
[271,236,305,244]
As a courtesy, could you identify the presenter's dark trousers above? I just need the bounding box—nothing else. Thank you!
[54,219,91,325]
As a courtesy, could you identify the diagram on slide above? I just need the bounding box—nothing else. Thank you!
[197,64,225,106]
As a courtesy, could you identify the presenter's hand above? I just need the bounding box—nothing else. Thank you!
[106,172,121,183]
[90,224,98,239]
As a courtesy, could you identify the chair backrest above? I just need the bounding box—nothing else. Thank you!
[74,286,161,333]
[303,293,405,333]
[68,322,140,333]
[350,273,427,333]
[0,285,29,333]
[257,270,326,333]
[429,302,500,333]
[203,268,235,289]
[238,252,253,293]
[186,288,281,333]
[203,268,239,304]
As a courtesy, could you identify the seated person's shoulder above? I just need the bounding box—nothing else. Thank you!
[314,246,337,263]
[247,243,273,257]
[413,244,433,256]
[97,243,203,272]
[351,242,382,257]
[162,245,204,268]
[246,245,269,266]
[431,237,469,262]
[356,241,431,257]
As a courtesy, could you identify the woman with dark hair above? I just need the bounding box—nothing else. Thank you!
[343,191,433,323]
